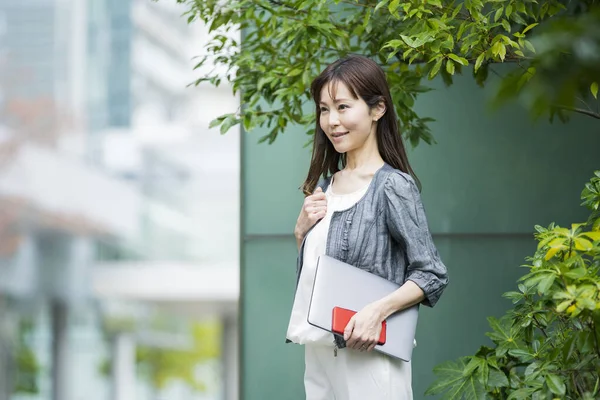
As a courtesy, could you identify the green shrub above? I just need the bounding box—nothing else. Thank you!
[427,171,600,400]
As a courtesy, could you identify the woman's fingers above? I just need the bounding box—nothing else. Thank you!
[345,323,379,351]
[307,209,327,218]
[307,200,327,208]
[343,318,355,341]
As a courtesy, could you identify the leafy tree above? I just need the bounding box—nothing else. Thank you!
[174,1,600,398]
[176,0,600,146]
[13,319,40,395]
[135,322,221,393]
[100,317,221,395]
[426,172,600,399]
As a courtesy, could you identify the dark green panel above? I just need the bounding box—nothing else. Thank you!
[244,79,600,237]
[241,234,536,400]
[412,236,535,399]
[244,124,312,236]
[411,73,599,234]
[241,70,600,400]
[242,237,305,399]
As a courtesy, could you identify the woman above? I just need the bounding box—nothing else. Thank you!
[286,54,449,399]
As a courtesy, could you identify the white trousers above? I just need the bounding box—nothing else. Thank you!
[304,344,413,400]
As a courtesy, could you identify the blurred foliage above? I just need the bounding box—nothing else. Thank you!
[100,318,221,393]
[13,319,40,394]
[175,0,600,146]
[136,322,221,392]
[426,171,600,399]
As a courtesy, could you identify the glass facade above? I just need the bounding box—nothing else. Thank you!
[0,1,240,399]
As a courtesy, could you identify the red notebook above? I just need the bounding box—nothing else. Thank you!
[331,306,387,345]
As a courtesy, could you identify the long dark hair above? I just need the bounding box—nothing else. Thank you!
[301,54,420,196]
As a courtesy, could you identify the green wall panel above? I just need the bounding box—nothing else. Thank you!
[410,74,598,233]
[411,236,535,398]
[244,72,599,236]
[242,237,305,398]
[241,69,600,400]
[244,124,312,236]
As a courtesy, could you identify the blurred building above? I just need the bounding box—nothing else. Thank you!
[0,1,239,400]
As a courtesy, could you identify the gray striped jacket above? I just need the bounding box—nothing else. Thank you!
[296,163,449,308]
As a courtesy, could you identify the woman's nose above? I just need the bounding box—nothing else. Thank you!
[328,111,340,127]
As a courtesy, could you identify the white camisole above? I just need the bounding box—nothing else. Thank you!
[286,181,370,345]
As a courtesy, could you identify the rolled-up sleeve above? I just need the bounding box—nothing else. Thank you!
[384,172,448,307]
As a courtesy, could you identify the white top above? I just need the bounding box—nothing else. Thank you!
[286,181,370,346]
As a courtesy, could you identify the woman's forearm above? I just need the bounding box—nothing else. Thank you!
[374,280,425,321]
[295,230,305,251]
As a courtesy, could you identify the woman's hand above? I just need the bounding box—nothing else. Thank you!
[343,302,384,352]
[294,187,327,249]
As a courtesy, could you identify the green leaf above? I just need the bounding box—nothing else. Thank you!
[475,52,486,72]
[446,59,455,75]
[479,361,489,386]
[452,3,463,19]
[503,291,524,304]
[220,117,234,134]
[524,361,540,377]
[208,118,222,129]
[592,82,599,99]
[429,58,443,79]
[545,246,562,260]
[508,349,535,362]
[507,387,540,400]
[523,40,536,53]
[448,54,468,66]
[561,335,577,361]
[463,357,483,376]
[426,358,487,399]
[388,0,400,14]
[491,41,506,61]
[522,23,539,34]
[502,19,511,33]
[488,368,509,388]
[582,231,600,241]
[494,7,504,22]
[545,373,566,396]
[401,33,434,48]
[576,331,595,353]
[537,274,555,294]
[375,0,390,12]
[556,300,572,313]
[243,113,252,131]
[425,358,469,395]
[383,39,404,49]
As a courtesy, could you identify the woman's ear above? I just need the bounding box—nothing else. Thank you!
[373,100,386,122]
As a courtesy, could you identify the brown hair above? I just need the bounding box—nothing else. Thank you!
[301,54,420,196]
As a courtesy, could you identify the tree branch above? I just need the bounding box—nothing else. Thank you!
[558,106,600,120]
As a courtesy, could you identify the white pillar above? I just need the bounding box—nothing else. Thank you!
[0,233,38,297]
[48,236,93,400]
[111,333,136,400]
[0,297,13,400]
[51,300,69,400]
[222,316,238,400]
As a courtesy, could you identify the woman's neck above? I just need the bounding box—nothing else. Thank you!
[345,134,384,172]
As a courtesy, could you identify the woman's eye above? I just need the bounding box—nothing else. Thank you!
[338,104,349,110]
[320,107,328,113]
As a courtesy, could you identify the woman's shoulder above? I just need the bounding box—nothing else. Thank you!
[377,164,418,194]
[316,175,333,191]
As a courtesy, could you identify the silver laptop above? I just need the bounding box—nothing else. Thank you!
[307,255,419,361]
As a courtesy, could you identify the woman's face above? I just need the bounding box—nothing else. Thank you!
[319,81,381,154]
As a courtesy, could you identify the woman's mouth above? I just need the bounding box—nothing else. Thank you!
[331,131,348,141]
